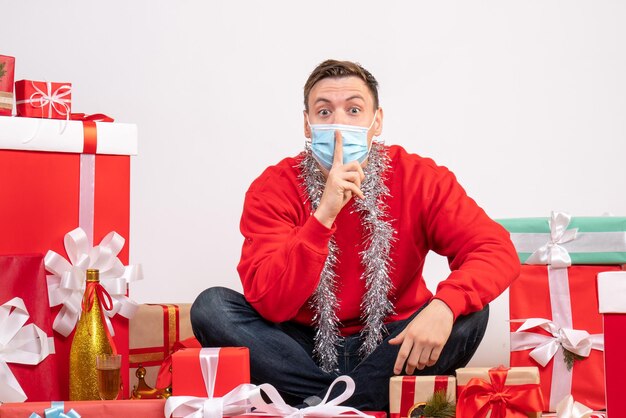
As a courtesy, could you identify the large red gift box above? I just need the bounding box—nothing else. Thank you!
[509,265,618,411]
[15,79,72,119]
[0,399,166,418]
[0,55,15,116]
[0,254,59,402]
[171,347,250,397]
[0,115,137,400]
[597,271,626,418]
[389,376,455,418]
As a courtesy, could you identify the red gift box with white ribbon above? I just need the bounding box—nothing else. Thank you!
[509,265,618,411]
[389,375,455,418]
[0,115,138,400]
[171,347,250,397]
[15,79,72,120]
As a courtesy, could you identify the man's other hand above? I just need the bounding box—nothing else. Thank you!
[388,299,454,375]
[314,130,365,228]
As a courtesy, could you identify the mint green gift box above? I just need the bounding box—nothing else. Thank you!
[497,213,626,265]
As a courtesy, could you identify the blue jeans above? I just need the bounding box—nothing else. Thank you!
[191,287,488,411]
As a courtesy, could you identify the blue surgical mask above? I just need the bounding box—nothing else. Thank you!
[307,111,378,171]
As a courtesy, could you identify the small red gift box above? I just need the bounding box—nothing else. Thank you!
[0,399,166,418]
[509,265,617,411]
[456,366,543,418]
[389,376,455,418]
[15,79,72,119]
[171,347,250,397]
[0,55,15,116]
[598,271,626,418]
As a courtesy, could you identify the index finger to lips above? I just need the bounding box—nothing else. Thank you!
[333,130,343,167]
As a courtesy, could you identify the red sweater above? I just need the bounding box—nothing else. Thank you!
[237,145,519,336]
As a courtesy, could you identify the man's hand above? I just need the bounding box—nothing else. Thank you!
[314,130,365,229]
[388,299,455,375]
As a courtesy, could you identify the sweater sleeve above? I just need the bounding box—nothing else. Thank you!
[424,167,520,319]
[236,173,334,323]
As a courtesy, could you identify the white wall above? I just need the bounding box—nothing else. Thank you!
[3,1,625,367]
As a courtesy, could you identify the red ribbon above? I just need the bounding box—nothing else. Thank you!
[456,366,544,418]
[70,113,115,122]
[155,337,202,389]
[70,113,114,154]
[83,281,118,355]
[434,375,449,393]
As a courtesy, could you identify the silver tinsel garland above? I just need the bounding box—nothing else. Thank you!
[299,140,395,372]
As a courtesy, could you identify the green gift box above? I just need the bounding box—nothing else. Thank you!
[497,212,626,265]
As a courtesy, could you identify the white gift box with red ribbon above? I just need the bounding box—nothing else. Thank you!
[0,115,137,155]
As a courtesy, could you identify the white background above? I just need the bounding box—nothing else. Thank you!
[3,1,625,367]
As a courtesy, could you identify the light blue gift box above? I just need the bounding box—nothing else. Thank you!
[497,213,626,265]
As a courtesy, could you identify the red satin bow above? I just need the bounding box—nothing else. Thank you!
[457,366,544,418]
[83,281,118,354]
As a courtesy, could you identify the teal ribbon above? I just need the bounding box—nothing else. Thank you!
[29,401,81,418]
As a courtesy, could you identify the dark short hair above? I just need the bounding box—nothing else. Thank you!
[303,59,379,111]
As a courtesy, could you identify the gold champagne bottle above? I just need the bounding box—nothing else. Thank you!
[69,269,114,400]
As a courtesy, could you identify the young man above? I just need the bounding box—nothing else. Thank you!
[191,60,519,410]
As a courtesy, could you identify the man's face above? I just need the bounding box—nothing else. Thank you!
[303,76,383,147]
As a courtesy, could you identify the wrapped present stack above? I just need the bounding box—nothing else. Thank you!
[0,55,141,403]
[498,211,626,412]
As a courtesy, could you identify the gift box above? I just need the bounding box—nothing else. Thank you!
[0,255,59,403]
[0,55,15,116]
[456,366,543,418]
[498,213,626,265]
[15,79,72,119]
[129,303,194,396]
[389,376,455,418]
[509,265,614,411]
[171,347,250,397]
[0,115,138,400]
[500,212,622,411]
[0,399,166,418]
[597,271,626,418]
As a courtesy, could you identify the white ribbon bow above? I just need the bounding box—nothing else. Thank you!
[165,383,258,418]
[165,372,373,418]
[555,395,596,418]
[250,375,374,418]
[510,318,603,367]
[526,211,578,268]
[0,297,55,403]
[44,227,143,337]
